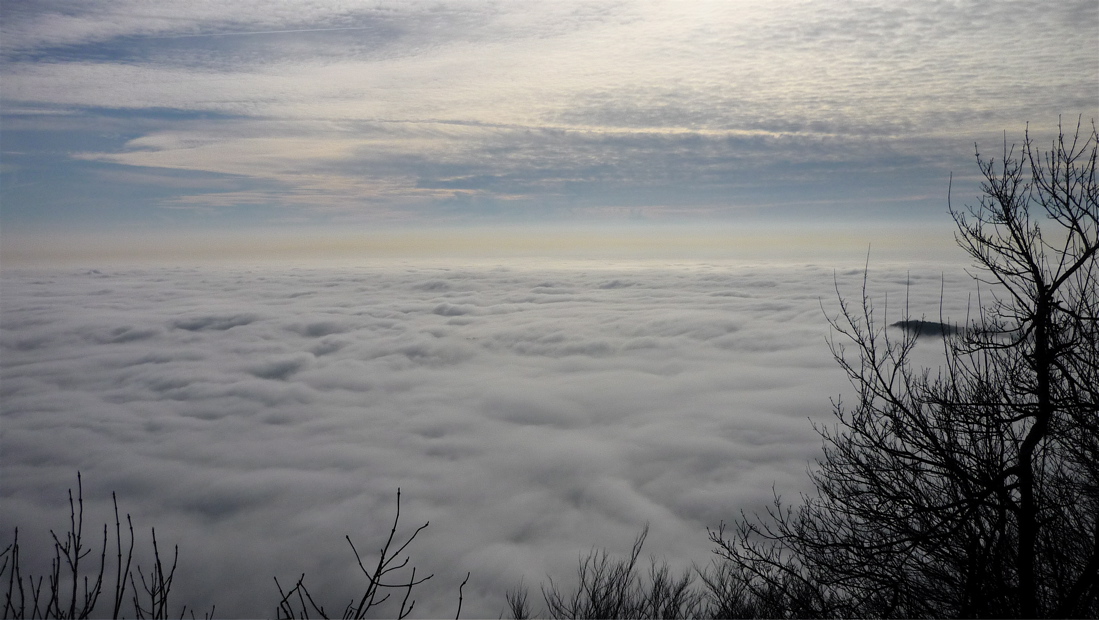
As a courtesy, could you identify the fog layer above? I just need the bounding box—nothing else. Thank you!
[1,259,971,617]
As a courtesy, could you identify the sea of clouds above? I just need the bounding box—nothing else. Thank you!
[0,257,975,617]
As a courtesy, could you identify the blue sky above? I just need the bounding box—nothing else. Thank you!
[2,1,1097,259]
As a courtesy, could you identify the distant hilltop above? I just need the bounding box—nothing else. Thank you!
[890,319,963,337]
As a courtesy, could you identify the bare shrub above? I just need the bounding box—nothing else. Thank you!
[273,488,464,620]
[1,472,204,620]
[508,527,723,619]
[3,479,452,619]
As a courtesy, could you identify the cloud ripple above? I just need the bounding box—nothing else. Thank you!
[0,259,974,617]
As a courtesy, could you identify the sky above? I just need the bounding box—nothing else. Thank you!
[4,2,1093,616]
[1,0,1096,263]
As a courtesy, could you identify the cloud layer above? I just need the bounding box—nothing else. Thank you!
[2,1,1095,232]
[1,257,976,617]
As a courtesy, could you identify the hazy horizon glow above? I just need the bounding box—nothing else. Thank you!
[0,220,965,268]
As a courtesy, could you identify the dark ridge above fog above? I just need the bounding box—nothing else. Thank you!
[890,319,963,338]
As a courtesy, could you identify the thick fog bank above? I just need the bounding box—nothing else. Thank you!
[1,259,972,617]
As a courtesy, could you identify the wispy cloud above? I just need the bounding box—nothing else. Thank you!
[1,1,1096,232]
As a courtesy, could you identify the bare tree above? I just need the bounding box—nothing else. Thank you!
[710,119,1098,618]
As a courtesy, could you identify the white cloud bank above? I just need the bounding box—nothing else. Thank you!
[1,257,976,617]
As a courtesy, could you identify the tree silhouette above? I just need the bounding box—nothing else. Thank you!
[710,120,1098,618]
